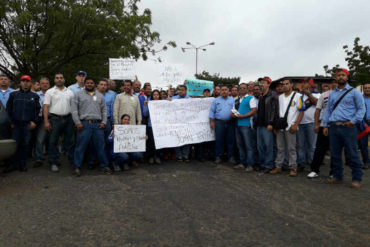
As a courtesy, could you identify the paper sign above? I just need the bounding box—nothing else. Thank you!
[114,125,146,153]
[158,64,183,88]
[109,58,136,80]
[148,98,215,149]
[185,79,213,96]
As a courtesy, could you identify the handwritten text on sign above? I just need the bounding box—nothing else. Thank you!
[159,64,183,87]
[114,125,146,153]
[148,98,215,149]
[109,58,135,80]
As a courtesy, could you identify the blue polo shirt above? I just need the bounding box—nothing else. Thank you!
[68,83,84,94]
[364,95,370,121]
[104,90,117,120]
[172,94,190,100]
[0,87,14,107]
[323,84,365,126]
[209,96,234,121]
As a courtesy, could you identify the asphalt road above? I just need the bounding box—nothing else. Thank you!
[0,157,369,247]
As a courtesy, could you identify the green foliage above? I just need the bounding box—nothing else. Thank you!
[195,71,240,87]
[0,0,175,84]
[323,37,370,85]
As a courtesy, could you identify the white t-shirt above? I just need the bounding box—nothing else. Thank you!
[316,90,332,127]
[279,92,301,131]
[44,86,75,116]
[300,92,321,124]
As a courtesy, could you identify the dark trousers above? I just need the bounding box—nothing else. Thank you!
[12,123,32,169]
[48,115,75,166]
[147,126,159,158]
[357,124,369,165]
[329,125,363,182]
[310,127,332,174]
[214,120,235,158]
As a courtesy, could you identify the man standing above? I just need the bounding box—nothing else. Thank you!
[213,86,221,98]
[231,86,239,100]
[109,79,117,92]
[323,68,365,188]
[33,77,50,167]
[44,74,75,172]
[71,77,111,176]
[139,83,152,124]
[68,71,86,94]
[270,79,303,176]
[0,74,14,107]
[6,75,41,172]
[307,79,338,178]
[297,79,320,171]
[209,85,236,164]
[233,83,257,171]
[358,82,370,169]
[255,77,279,173]
[114,80,142,125]
[133,78,142,96]
[172,85,191,161]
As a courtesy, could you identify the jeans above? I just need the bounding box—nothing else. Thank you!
[256,127,274,169]
[310,127,332,174]
[250,128,260,165]
[74,122,108,169]
[297,122,317,167]
[214,120,235,159]
[34,121,48,162]
[116,152,143,164]
[235,126,254,167]
[175,145,190,159]
[12,123,32,169]
[357,124,369,165]
[88,120,112,164]
[48,115,75,166]
[329,125,363,182]
[147,126,160,158]
[275,130,297,169]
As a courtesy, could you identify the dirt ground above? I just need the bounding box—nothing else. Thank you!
[0,157,369,247]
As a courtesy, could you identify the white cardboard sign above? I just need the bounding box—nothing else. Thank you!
[114,125,146,153]
[109,58,136,80]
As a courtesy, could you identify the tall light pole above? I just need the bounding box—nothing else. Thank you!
[182,42,215,75]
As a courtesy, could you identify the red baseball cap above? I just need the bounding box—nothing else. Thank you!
[20,75,32,82]
[336,68,350,76]
[262,77,272,84]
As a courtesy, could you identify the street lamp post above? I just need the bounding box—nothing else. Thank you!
[182,42,215,75]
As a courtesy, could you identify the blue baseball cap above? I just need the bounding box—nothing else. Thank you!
[76,71,87,76]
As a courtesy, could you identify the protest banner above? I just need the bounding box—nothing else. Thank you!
[185,79,213,96]
[148,98,215,149]
[114,125,146,153]
[109,58,136,80]
[158,64,183,88]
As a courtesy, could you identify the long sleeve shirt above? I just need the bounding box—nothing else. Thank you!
[209,96,235,121]
[104,90,117,120]
[323,84,365,127]
[71,90,107,125]
[6,89,41,124]
[113,92,142,125]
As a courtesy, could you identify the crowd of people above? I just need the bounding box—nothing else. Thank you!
[0,68,368,188]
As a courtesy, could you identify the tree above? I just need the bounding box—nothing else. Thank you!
[195,71,240,87]
[0,0,175,84]
[323,37,370,84]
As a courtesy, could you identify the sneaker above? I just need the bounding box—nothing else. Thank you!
[177,157,183,162]
[214,157,222,164]
[103,167,112,175]
[289,169,297,177]
[123,163,130,171]
[148,157,154,164]
[307,171,319,178]
[155,157,161,164]
[233,164,244,169]
[245,166,254,172]
[51,164,59,172]
[113,164,121,172]
[228,157,237,164]
[351,181,361,188]
[33,160,43,168]
[74,168,81,177]
[269,167,282,174]
[184,156,190,162]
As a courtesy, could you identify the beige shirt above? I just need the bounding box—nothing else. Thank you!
[113,92,142,125]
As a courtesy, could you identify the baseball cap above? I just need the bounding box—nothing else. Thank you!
[76,71,87,76]
[20,75,32,82]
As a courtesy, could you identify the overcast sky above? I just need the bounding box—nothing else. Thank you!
[135,0,370,85]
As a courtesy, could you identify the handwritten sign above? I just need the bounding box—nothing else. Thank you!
[109,58,136,80]
[114,125,146,153]
[148,98,215,149]
[185,79,214,96]
[158,64,183,87]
